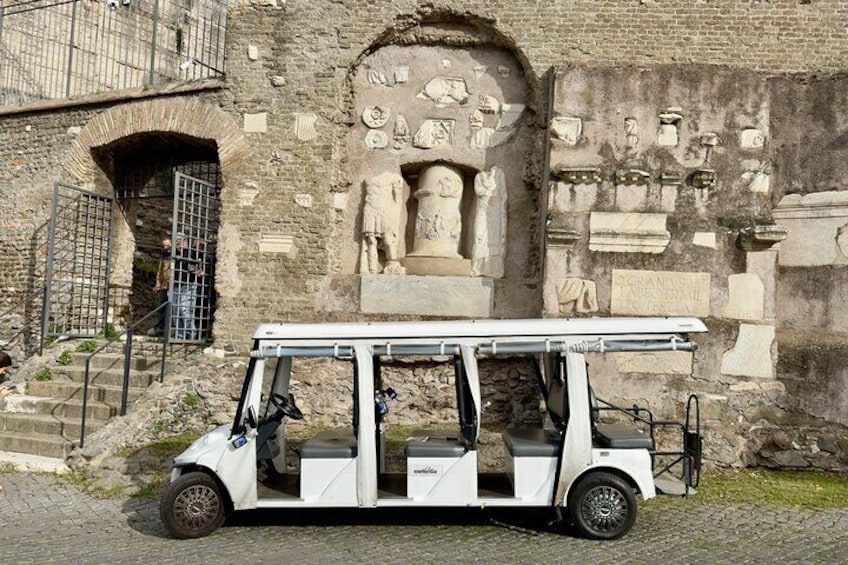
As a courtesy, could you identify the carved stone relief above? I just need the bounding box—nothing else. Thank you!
[557,278,598,314]
[551,117,582,146]
[657,110,683,147]
[497,64,511,77]
[294,113,318,141]
[478,95,500,114]
[394,66,409,84]
[471,166,507,278]
[392,115,410,149]
[364,130,389,149]
[362,106,390,128]
[413,119,455,148]
[417,77,470,106]
[361,172,406,274]
[367,68,387,85]
[409,164,464,259]
[624,117,639,147]
[740,128,765,149]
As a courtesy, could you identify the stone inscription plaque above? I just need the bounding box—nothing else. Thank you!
[611,269,710,317]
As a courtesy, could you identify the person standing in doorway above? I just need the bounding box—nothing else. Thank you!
[173,234,202,341]
[152,237,172,338]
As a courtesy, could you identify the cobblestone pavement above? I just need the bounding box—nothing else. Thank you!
[1,471,847,564]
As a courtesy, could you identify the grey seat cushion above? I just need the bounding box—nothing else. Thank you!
[300,429,357,459]
[502,428,562,457]
[405,437,467,458]
[595,423,653,449]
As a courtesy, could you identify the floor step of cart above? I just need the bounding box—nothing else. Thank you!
[654,472,697,497]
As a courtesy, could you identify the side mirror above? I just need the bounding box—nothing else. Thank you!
[246,406,258,429]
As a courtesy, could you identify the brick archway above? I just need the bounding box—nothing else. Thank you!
[62,96,250,187]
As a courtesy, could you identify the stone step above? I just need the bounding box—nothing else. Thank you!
[27,380,146,405]
[52,365,160,388]
[24,396,118,420]
[0,431,74,459]
[69,352,160,371]
[0,412,105,439]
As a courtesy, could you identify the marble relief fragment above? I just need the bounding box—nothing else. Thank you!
[413,119,455,148]
[471,166,507,278]
[417,77,470,105]
[362,106,390,128]
[364,130,389,149]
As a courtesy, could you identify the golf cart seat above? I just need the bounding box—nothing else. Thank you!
[404,436,467,458]
[300,429,357,459]
[502,428,562,457]
[594,423,653,449]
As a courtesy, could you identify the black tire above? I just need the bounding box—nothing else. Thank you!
[160,471,228,539]
[567,471,637,540]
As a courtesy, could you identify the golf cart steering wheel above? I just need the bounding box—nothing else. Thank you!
[270,393,303,421]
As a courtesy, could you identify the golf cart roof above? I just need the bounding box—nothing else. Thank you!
[252,317,707,342]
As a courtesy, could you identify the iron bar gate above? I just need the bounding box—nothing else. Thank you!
[42,183,113,343]
[169,172,219,344]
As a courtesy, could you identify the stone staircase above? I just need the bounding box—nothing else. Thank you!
[0,350,164,459]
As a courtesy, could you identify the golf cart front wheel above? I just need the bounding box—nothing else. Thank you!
[568,471,637,540]
[161,471,228,539]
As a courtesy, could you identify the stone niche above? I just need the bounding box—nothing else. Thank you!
[341,34,534,318]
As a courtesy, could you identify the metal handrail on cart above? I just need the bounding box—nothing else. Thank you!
[592,393,702,494]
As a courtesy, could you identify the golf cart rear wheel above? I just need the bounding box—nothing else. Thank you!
[568,471,637,540]
[161,471,227,539]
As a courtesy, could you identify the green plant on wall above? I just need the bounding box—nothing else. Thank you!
[35,367,52,381]
[75,341,99,353]
[57,351,72,366]
[102,324,118,340]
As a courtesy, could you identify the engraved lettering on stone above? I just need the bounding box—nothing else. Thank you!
[294,113,318,141]
[362,106,390,128]
[364,130,389,149]
[417,77,470,106]
[362,173,405,274]
[557,278,598,314]
[471,166,507,278]
[392,115,410,149]
[624,117,639,147]
[413,119,455,149]
[551,117,582,146]
[740,128,765,149]
[610,269,711,317]
[409,165,464,259]
[478,95,500,114]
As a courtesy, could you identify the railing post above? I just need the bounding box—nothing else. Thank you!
[159,301,170,383]
[80,357,91,448]
[120,328,132,416]
[149,0,160,86]
[65,0,78,98]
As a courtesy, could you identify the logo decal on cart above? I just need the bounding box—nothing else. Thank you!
[411,465,443,475]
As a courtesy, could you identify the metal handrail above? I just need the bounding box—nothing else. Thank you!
[79,300,171,448]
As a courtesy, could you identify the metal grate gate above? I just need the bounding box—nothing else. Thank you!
[169,172,218,344]
[42,183,113,341]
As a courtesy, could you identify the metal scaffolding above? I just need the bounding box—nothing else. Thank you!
[0,0,230,107]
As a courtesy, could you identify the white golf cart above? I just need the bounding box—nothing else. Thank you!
[161,317,705,539]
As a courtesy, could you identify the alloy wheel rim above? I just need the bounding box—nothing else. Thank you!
[173,484,220,529]
[581,485,627,533]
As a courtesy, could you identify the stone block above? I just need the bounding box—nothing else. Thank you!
[773,191,848,266]
[614,351,693,375]
[589,212,670,253]
[402,257,472,277]
[360,275,493,317]
[693,232,716,248]
[243,112,268,133]
[247,45,260,60]
[723,273,764,320]
[258,234,296,256]
[610,269,710,317]
[721,324,775,379]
